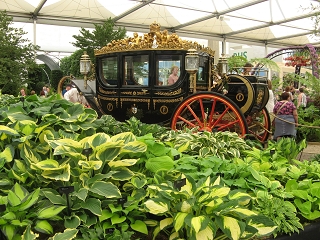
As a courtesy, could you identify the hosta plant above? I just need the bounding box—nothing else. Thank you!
[144,175,276,240]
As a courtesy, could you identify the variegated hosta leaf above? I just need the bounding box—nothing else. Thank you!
[38,206,66,219]
[216,215,244,240]
[179,200,192,213]
[83,133,111,148]
[0,145,14,164]
[89,181,121,198]
[174,212,188,232]
[191,216,206,233]
[111,167,134,181]
[34,159,60,170]
[21,144,41,164]
[121,141,147,154]
[13,120,37,136]
[22,225,39,240]
[48,138,83,151]
[41,164,71,181]
[110,132,136,144]
[49,228,78,240]
[78,160,102,170]
[160,218,173,230]
[144,199,169,215]
[80,198,102,216]
[209,186,230,198]
[196,225,214,240]
[229,208,257,219]
[247,215,277,237]
[96,142,123,162]
[34,220,53,234]
[108,159,138,168]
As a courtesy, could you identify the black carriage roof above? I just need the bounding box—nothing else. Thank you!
[94,22,215,57]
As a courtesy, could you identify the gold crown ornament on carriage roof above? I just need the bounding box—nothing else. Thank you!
[94,21,215,56]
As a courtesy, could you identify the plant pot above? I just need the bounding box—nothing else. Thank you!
[274,221,320,240]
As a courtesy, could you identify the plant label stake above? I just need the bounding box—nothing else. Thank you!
[174,178,186,190]
[59,186,74,216]
[118,197,127,206]
[82,148,93,175]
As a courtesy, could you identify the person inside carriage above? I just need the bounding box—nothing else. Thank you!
[242,62,253,75]
[167,65,179,85]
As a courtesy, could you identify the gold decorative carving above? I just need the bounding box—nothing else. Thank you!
[120,98,150,110]
[154,88,182,96]
[121,91,148,95]
[95,97,107,115]
[256,89,264,105]
[236,93,245,101]
[153,97,184,109]
[97,95,118,108]
[99,87,116,95]
[107,103,113,111]
[227,75,254,114]
[160,105,169,115]
[95,22,215,57]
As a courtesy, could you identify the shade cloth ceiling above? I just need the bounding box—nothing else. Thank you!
[2,0,320,49]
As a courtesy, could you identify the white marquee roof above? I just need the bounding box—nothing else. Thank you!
[2,0,320,50]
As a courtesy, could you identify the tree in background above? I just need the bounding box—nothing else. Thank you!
[60,19,126,78]
[0,11,39,95]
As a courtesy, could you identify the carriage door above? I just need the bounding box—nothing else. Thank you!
[120,55,151,118]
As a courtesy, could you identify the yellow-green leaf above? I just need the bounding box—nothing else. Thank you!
[160,218,173,230]
[174,212,188,232]
[191,216,205,233]
[196,225,214,240]
[144,200,168,215]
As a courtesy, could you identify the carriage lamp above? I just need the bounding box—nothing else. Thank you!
[217,54,228,75]
[185,49,199,93]
[80,51,91,89]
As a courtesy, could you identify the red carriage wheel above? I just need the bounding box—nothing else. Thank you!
[170,92,248,137]
[246,107,271,142]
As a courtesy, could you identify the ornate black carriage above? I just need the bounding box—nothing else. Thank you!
[63,22,271,142]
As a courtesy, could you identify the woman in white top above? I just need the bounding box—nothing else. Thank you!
[265,80,275,113]
[297,87,307,109]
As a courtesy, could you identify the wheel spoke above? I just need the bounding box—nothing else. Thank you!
[186,104,203,127]
[208,100,217,128]
[217,119,240,131]
[211,106,230,127]
[177,115,197,128]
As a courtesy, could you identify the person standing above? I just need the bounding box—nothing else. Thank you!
[273,92,298,141]
[297,87,307,109]
[284,86,294,102]
[62,84,72,96]
[265,80,275,113]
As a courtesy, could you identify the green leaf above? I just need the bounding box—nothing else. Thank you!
[174,212,188,232]
[89,181,121,198]
[108,159,138,168]
[0,145,14,164]
[50,228,78,240]
[145,156,174,173]
[2,224,15,240]
[22,225,39,240]
[34,220,53,234]
[0,125,20,136]
[111,132,136,144]
[19,188,40,211]
[21,144,41,164]
[96,142,122,162]
[131,220,148,234]
[111,213,126,225]
[99,209,113,222]
[144,199,169,215]
[111,167,134,181]
[121,141,147,153]
[64,215,81,228]
[191,216,205,233]
[216,216,243,240]
[38,206,66,219]
[34,160,59,170]
[41,164,71,181]
[42,190,67,205]
[196,225,214,240]
[81,198,102,216]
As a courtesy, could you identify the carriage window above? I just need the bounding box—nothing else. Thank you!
[197,56,208,83]
[156,55,182,86]
[101,57,118,86]
[124,55,149,86]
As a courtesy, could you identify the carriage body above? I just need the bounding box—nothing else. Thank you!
[71,23,271,141]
